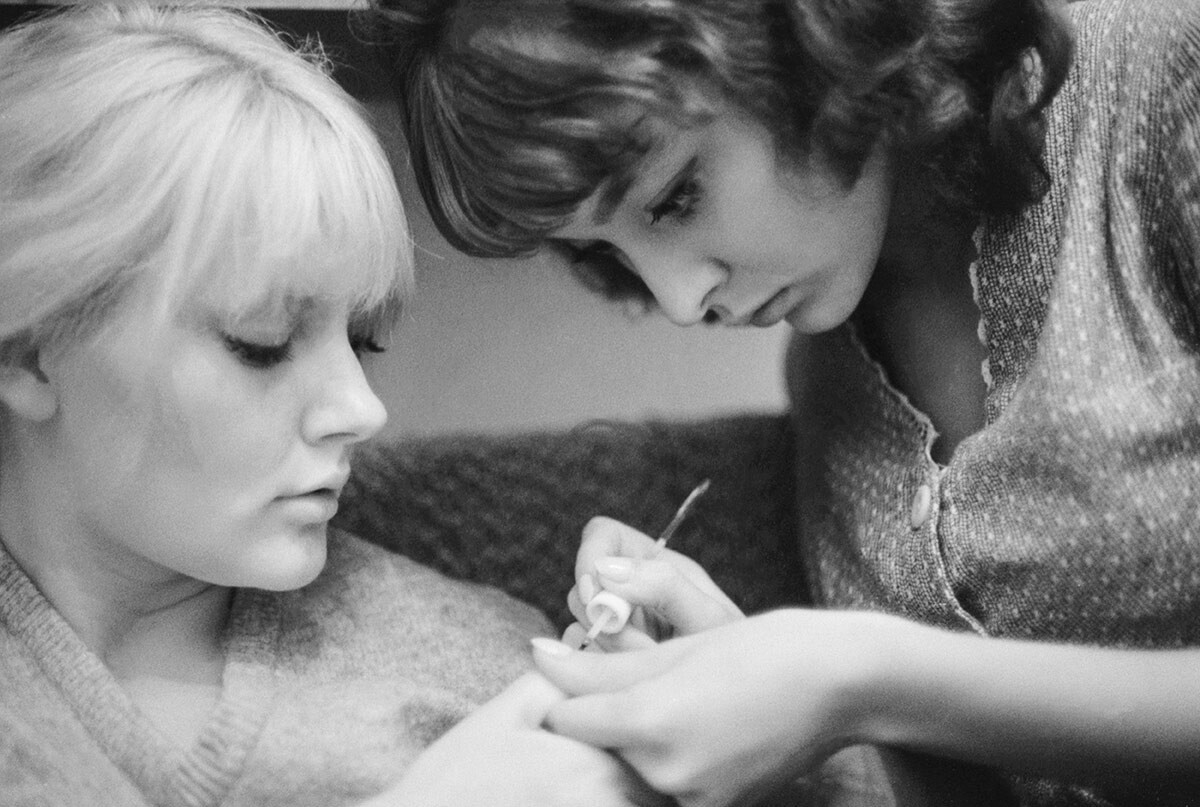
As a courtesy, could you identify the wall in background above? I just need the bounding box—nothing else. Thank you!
[372,99,790,438]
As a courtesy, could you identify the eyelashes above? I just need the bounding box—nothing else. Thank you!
[349,334,385,356]
[564,240,620,264]
[647,155,702,225]
[222,331,386,370]
[649,176,702,225]
[223,335,292,369]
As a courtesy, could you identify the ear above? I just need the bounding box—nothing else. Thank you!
[0,351,57,423]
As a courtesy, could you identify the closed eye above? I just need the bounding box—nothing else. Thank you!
[647,157,701,225]
[349,333,386,357]
[223,335,292,369]
[563,239,622,265]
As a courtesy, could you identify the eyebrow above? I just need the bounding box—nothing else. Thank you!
[587,154,697,227]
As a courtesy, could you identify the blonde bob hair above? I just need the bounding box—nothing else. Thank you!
[0,3,412,363]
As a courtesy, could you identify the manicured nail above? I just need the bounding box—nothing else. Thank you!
[531,637,573,657]
[595,556,633,583]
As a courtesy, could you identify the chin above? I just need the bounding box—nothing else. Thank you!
[241,525,330,591]
[785,275,868,333]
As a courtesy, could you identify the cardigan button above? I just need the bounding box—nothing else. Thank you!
[909,484,932,530]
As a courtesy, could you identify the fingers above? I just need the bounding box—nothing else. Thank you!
[529,641,661,749]
[531,637,682,697]
[566,580,590,628]
[572,517,742,639]
[562,621,659,653]
[475,671,567,727]
[593,557,742,635]
[561,621,589,650]
[544,691,649,750]
[576,516,658,585]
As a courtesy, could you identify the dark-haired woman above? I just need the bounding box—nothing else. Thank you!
[367,0,1200,803]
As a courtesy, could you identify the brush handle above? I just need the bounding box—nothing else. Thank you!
[585,590,634,636]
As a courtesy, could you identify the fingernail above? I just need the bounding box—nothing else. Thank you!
[595,556,633,582]
[578,573,597,604]
[531,637,573,657]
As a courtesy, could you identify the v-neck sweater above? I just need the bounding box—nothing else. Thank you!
[0,529,552,807]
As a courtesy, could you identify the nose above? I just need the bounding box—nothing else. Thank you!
[633,250,729,326]
[302,340,388,446]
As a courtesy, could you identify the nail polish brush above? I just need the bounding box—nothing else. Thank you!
[579,478,711,648]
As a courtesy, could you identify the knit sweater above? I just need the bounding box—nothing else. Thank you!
[0,529,552,807]
[787,0,1200,803]
[790,0,1200,645]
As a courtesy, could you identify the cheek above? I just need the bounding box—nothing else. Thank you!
[53,350,156,491]
[837,151,893,257]
[718,171,833,270]
[163,350,293,480]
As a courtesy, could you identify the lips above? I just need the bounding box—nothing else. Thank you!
[749,285,802,328]
[278,489,341,522]
[288,469,350,500]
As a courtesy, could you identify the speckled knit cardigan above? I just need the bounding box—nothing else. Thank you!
[786,0,1200,802]
[789,0,1200,649]
[338,1,1199,804]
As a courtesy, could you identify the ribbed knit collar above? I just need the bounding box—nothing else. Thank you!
[0,540,281,807]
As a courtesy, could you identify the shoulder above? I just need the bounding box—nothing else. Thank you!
[287,529,552,665]
[1069,0,1200,243]
[1069,0,1200,36]
[276,530,553,701]
[0,686,146,806]
[1069,0,1200,83]
[1051,0,1200,188]
[317,529,552,632]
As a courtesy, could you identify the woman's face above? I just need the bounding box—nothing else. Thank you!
[554,105,894,333]
[38,274,389,592]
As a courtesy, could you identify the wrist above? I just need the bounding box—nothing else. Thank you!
[769,612,1200,783]
[766,608,929,749]
[827,612,961,750]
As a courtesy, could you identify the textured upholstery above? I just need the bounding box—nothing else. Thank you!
[335,415,809,628]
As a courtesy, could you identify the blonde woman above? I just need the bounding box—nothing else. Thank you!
[0,6,658,806]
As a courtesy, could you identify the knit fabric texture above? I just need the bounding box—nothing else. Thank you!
[337,415,809,629]
[790,0,1200,645]
[0,530,550,807]
[787,0,1200,803]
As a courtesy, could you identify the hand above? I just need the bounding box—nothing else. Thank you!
[566,516,743,651]
[534,610,908,807]
[367,672,674,807]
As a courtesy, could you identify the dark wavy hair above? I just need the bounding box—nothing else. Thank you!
[360,0,1073,303]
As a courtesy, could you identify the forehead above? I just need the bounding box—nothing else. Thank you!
[165,168,407,325]
[182,247,401,328]
[162,83,411,321]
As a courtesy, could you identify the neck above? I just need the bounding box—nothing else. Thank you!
[874,168,979,291]
[0,452,231,678]
[852,170,987,464]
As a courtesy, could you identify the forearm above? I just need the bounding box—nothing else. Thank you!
[860,615,1200,785]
